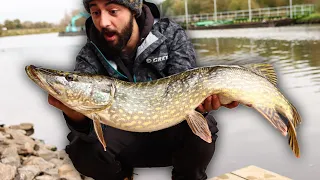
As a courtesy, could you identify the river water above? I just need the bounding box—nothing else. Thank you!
[0,25,319,179]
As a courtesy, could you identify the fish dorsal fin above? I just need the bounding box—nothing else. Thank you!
[242,64,278,86]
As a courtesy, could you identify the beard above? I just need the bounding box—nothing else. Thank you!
[98,15,134,56]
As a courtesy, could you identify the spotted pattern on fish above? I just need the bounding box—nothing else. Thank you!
[25,64,302,158]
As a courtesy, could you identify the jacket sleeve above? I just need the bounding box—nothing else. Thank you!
[74,43,99,74]
[63,43,98,141]
[165,23,197,75]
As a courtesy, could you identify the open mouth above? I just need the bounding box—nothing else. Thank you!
[26,65,42,84]
[104,32,117,41]
[25,65,61,95]
[106,32,115,37]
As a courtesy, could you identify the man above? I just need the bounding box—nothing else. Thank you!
[48,0,239,180]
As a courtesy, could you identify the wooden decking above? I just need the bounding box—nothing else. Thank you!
[209,165,292,180]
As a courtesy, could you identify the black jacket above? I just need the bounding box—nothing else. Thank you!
[65,3,198,139]
[63,4,220,177]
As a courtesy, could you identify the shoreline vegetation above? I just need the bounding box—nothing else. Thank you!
[0,0,319,37]
[295,13,320,24]
[182,13,320,30]
[0,28,63,37]
[0,14,319,38]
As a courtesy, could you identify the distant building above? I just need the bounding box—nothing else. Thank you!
[1,27,7,31]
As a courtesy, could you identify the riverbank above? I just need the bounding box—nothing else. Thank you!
[296,13,320,24]
[0,123,93,180]
[187,18,295,30]
[184,13,320,30]
[187,24,320,41]
[0,123,294,180]
[0,28,62,37]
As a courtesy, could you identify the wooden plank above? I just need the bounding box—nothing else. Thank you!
[209,165,292,180]
[231,165,292,180]
[209,173,245,180]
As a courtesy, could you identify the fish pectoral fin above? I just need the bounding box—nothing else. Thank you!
[253,106,288,136]
[242,63,278,86]
[185,110,212,143]
[89,113,107,151]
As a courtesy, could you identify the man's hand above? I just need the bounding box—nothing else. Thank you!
[48,94,86,122]
[196,94,240,113]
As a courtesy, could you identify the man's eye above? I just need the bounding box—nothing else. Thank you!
[91,11,99,16]
[110,10,118,15]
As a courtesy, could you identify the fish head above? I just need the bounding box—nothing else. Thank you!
[25,65,113,112]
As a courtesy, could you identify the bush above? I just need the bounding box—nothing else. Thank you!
[296,13,320,24]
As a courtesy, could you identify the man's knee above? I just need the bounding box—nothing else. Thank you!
[65,135,131,180]
[172,168,208,180]
[172,112,219,180]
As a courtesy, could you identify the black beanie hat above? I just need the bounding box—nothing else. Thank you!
[83,0,143,17]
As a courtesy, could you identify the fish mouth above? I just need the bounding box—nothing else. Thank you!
[25,65,62,96]
[25,65,43,86]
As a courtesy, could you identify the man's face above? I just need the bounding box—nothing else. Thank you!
[89,0,134,53]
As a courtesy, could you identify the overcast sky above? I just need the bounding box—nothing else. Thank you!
[0,0,165,24]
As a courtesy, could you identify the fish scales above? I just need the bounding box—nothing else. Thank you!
[25,64,302,158]
[72,66,288,133]
[104,68,212,132]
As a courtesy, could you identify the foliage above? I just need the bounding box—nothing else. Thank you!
[228,0,260,11]
[161,0,318,16]
[296,13,320,23]
[1,8,88,32]
[3,19,55,30]
[0,28,63,37]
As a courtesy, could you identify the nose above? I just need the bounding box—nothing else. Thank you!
[99,11,112,28]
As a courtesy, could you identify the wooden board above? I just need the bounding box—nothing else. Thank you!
[210,173,245,180]
[209,165,292,180]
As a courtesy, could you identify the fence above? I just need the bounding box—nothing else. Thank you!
[169,4,316,24]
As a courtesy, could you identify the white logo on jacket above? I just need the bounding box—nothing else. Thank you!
[146,55,168,63]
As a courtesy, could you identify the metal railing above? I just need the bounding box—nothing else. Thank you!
[168,4,316,23]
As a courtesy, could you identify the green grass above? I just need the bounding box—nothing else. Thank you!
[296,13,320,23]
[0,28,63,37]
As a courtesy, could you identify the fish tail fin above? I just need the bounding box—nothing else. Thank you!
[288,103,302,158]
[254,105,301,158]
[291,104,302,127]
[254,106,288,136]
[277,109,301,158]
[287,123,300,158]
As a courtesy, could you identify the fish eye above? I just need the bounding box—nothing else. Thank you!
[65,74,75,82]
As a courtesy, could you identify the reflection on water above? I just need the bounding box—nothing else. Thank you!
[192,38,320,93]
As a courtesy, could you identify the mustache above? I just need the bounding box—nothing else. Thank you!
[100,28,118,36]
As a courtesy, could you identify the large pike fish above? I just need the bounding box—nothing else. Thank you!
[25,63,302,158]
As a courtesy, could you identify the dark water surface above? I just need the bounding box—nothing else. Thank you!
[1,25,319,179]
